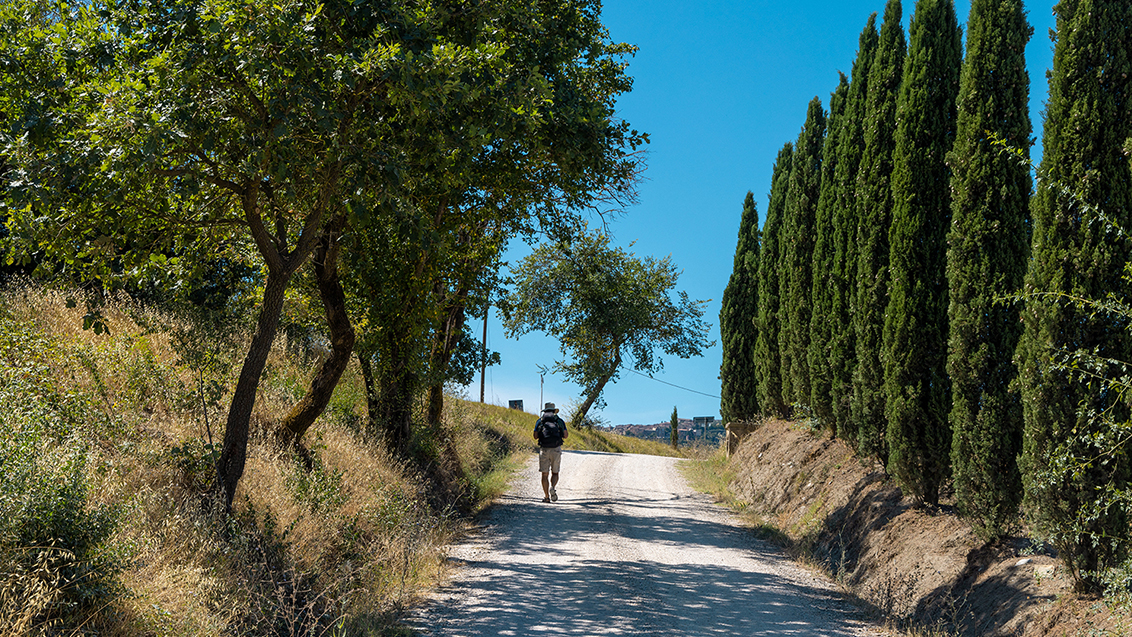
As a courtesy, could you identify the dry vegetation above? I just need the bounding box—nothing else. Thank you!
[0,282,676,636]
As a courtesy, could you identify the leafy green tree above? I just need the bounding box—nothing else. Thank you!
[7,0,396,506]
[422,231,506,429]
[344,207,498,450]
[3,0,643,501]
[337,1,646,452]
[1016,0,1132,592]
[755,143,793,418]
[1,0,126,298]
[947,0,1032,540]
[720,192,761,423]
[883,0,962,506]
[670,405,679,449]
[501,230,712,427]
[852,0,905,465]
[809,75,848,432]
[781,98,827,412]
[829,15,879,442]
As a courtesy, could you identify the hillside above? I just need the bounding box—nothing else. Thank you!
[704,419,1131,636]
[0,284,678,636]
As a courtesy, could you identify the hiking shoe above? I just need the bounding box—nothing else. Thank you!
[550,488,558,502]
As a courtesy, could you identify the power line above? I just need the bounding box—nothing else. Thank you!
[626,368,721,400]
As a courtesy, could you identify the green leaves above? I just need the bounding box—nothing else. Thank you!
[754,142,793,419]
[502,228,711,424]
[720,192,760,424]
[948,0,1032,540]
[883,0,961,506]
[1017,0,1132,592]
[3,0,645,484]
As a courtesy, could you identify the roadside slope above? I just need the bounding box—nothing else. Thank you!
[724,419,1129,636]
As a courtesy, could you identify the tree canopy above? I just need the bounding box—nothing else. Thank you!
[947,0,1032,541]
[1016,0,1132,592]
[719,192,761,424]
[883,0,962,506]
[781,97,827,411]
[501,230,712,426]
[808,75,848,432]
[852,0,905,465]
[828,14,878,442]
[2,0,645,505]
[754,143,793,419]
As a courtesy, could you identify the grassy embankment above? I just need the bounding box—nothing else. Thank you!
[0,283,678,636]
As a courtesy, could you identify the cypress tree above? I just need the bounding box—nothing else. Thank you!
[755,143,793,418]
[852,0,905,465]
[883,0,962,506]
[781,97,827,411]
[1016,0,1132,591]
[720,192,761,423]
[947,0,1032,541]
[809,74,849,433]
[830,15,879,443]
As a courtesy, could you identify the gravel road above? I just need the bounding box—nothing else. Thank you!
[407,450,887,636]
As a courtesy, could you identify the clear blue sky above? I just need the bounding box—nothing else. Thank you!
[465,0,1059,427]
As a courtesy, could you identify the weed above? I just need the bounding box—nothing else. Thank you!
[0,410,121,631]
[170,438,221,492]
[286,440,348,514]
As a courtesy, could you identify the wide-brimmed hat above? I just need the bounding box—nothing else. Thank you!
[542,402,559,413]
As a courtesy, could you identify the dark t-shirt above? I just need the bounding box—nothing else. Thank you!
[534,414,567,448]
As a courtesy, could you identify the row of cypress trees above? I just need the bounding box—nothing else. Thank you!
[718,0,1132,590]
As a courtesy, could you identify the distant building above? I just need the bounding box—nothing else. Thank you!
[603,416,725,445]
[508,400,524,411]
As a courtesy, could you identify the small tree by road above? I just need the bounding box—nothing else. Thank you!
[671,405,680,449]
[502,231,713,426]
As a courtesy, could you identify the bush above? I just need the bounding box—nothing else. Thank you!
[0,321,120,632]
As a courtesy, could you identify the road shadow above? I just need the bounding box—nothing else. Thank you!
[410,474,874,636]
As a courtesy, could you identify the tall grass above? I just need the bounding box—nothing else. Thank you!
[0,299,122,634]
[0,282,677,635]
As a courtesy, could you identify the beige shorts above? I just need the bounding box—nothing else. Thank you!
[538,446,563,473]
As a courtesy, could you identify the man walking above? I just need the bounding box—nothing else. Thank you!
[534,402,568,503]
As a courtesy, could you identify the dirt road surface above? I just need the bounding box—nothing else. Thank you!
[407,450,887,636]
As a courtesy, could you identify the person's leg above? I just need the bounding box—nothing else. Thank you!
[538,448,552,501]
[548,447,562,501]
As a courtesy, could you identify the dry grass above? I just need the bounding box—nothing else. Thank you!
[0,281,678,636]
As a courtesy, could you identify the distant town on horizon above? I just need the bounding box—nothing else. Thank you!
[599,416,725,445]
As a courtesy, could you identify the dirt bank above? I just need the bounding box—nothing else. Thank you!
[727,419,1129,636]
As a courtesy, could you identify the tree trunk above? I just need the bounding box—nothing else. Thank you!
[216,268,291,508]
[357,351,381,438]
[378,362,416,453]
[426,299,469,428]
[215,180,329,510]
[572,372,614,428]
[279,216,355,443]
[426,384,445,428]
[570,349,621,428]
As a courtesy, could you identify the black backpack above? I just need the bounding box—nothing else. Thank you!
[536,415,566,447]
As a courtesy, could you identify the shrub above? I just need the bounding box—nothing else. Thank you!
[0,320,120,631]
